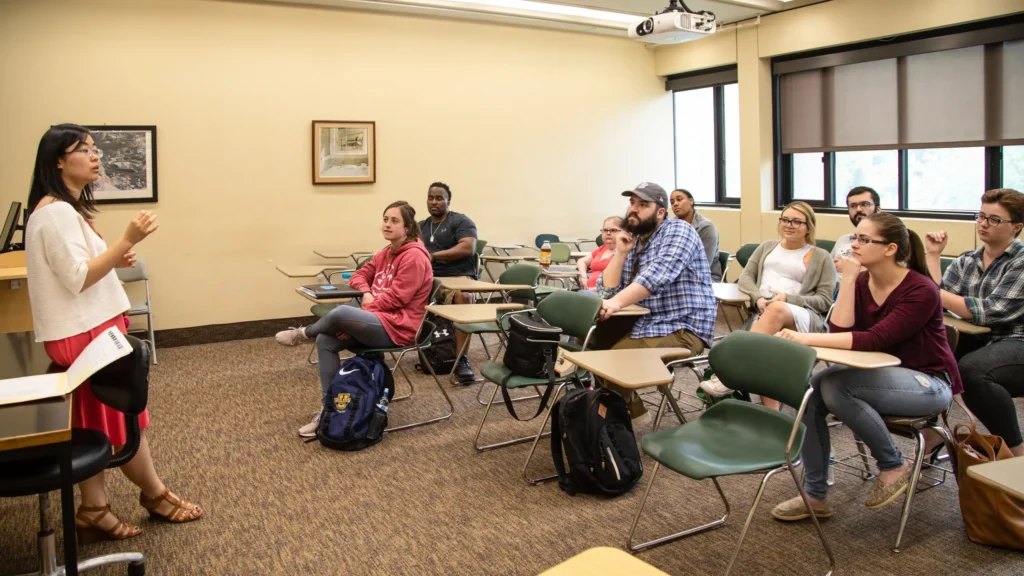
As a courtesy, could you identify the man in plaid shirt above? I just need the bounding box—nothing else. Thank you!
[925,188,1024,457]
[596,182,717,417]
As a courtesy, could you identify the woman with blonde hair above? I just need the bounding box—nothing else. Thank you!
[701,201,836,409]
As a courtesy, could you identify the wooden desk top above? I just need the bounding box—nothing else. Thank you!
[0,266,28,281]
[0,333,72,452]
[713,282,748,304]
[489,243,527,250]
[426,303,524,324]
[480,255,527,262]
[966,457,1024,501]
[539,547,669,576]
[944,314,991,335]
[561,348,691,389]
[439,277,532,292]
[276,265,348,278]
[294,287,354,305]
[812,347,901,369]
[570,251,590,259]
[313,249,372,259]
[614,304,650,317]
[541,267,579,279]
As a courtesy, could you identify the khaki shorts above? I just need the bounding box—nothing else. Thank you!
[435,276,475,305]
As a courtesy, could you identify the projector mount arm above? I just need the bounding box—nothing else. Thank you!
[658,0,714,19]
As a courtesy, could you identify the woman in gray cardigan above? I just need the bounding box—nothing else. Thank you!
[702,201,836,409]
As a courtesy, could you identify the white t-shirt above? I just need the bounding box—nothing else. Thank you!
[26,202,131,341]
[760,243,813,296]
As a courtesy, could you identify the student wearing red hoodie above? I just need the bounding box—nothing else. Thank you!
[275,201,433,437]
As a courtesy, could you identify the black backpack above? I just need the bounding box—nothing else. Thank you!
[500,312,562,421]
[551,387,643,496]
[416,312,457,375]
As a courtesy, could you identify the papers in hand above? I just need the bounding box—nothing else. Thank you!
[0,328,133,406]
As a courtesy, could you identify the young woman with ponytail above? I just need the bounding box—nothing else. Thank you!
[770,212,960,521]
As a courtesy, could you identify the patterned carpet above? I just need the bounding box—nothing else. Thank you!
[2,329,1022,575]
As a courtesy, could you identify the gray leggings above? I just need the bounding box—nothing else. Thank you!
[304,302,394,402]
[801,365,952,500]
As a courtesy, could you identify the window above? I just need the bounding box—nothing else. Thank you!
[672,82,740,205]
[791,153,825,201]
[673,88,716,204]
[772,19,1024,217]
[834,150,898,209]
[907,148,986,211]
[1005,145,1024,191]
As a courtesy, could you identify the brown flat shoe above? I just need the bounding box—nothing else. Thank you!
[75,504,142,544]
[140,488,204,523]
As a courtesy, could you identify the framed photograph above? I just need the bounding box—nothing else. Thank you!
[313,121,376,184]
[85,125,158,204]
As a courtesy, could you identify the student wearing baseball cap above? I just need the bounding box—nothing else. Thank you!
[593,182,717,418]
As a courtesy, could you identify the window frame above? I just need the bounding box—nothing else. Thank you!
[669,66,740,208]
[771,15,1024,220]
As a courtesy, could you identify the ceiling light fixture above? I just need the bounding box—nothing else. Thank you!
[369,0,641,28]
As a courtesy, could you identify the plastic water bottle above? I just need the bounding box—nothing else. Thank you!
[827,447,836,486]
[342,272,352,280]
[759,285,775,302]
[539,241,552,269]
[367,388,390,438]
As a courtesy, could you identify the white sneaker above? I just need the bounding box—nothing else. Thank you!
[276,326,309,346]
[699,375,734,398]
[298,409,322,438]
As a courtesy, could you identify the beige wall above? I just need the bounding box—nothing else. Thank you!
[0,0,673,330]
[654,0,1024,270]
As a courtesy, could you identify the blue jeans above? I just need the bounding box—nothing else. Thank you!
[801,365,952,500]
[304,302,394,403]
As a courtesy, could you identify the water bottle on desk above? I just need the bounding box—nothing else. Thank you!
[539,241,552,269]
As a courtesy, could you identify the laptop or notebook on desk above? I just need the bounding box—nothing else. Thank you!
[299,283,364,299]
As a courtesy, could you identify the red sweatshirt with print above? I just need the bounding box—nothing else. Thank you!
[348,240,433,346]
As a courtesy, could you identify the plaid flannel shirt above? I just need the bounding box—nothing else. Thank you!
[942,240,1024,342]
[597,219,716,345]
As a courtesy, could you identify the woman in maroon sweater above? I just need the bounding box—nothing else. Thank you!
[771,212,959,521]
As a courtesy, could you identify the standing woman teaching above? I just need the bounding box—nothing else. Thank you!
[25,124,202,543]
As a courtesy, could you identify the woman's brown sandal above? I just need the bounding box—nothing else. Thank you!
[74,505,142,544]
[140,488,204,523]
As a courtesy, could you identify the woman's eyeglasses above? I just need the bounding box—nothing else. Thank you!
[778,217,807,227]
[69,148,103,159]
[851,235,890,246]
[600,228,621,234]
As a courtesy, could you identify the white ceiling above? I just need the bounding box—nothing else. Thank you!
[242,0,830,36]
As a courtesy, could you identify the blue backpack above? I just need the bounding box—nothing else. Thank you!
[317,354,394,451]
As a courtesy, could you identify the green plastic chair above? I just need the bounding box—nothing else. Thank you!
[595,234,604,247]
[939,256,954,277]
[450,264,543,396]
[626,331,835,575]
[815,239,836,254]
[347,279,451,432]
[734,243,759,270]
[535,234,559,249]
[475,239,488,278]
[474,291,601,474]
[718,250,730,281]
[550,242,571,264]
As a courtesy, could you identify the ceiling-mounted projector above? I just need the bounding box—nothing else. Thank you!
[628,0,717,44]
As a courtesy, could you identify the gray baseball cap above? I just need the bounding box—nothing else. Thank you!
[622,182,668,209]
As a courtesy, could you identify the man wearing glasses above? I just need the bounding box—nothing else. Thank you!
[832,187,881,278]
[593,183,717,419]
[925,188,1024,458]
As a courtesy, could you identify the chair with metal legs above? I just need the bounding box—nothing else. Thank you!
[347,280,453,431]
[626,331,835,576]
[829,323,958,552]
[0,336,152,576]
[474,291,601,461]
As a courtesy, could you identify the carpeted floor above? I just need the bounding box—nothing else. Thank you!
[2,329,1022,576]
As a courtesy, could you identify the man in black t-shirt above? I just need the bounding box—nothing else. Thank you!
[420,182,479,383]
